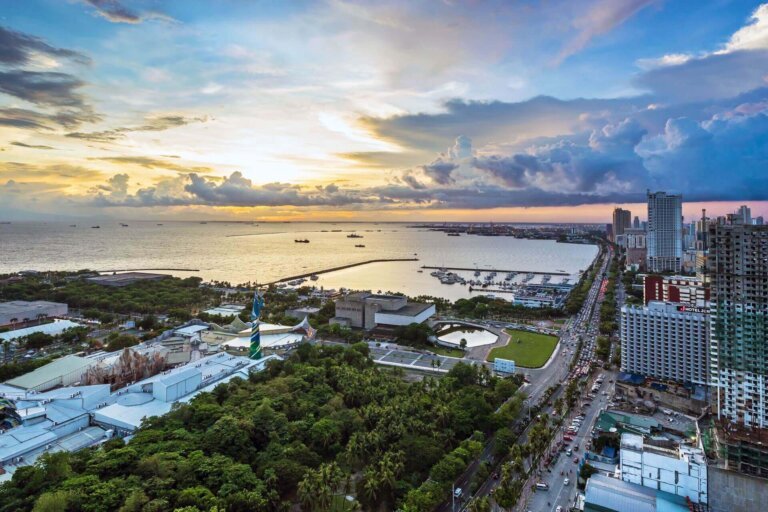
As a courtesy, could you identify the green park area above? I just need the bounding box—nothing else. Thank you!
[487,329,558,368]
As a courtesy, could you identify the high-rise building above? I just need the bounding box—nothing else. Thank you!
[621,301,709,386]
[735,205,752,225]
[647,191,683,273]
[633,216,641,229]
[624,228,647,270]
[708,216,768,477]
[612,207,632,242]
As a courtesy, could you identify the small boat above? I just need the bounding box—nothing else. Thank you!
[417,270,423,273]
[200,221,208,224]
[310,275,319,281]
[91,225,100,229]
[295,239,310,243]
[355,244,365,248]
[69,224,77,227]
[120,223,128,227]
[157,223,163,226]
[447,232,460,236]
[347,233,363,238]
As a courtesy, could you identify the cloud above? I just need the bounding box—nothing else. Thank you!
[0,26,90,66]
[359,95,648,155]
[636,106,768,200]
[0,162,105,182]
[0,108,63,130]
[92,172,373,208]
[635,53,692,70]
[82,0,176,24]
[421,158,458,185]
[90,156,214,173]
[10,141,56,150]
[556,0,658,64]
[400,171,426,190]
[67,115,208,142]
[634,49,768,102]
[635,4,768,101]
[722,4,768,53]
[0,70,89,108]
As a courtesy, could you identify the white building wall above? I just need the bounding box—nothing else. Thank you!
[620,435,708,504]
[374,305,436,326]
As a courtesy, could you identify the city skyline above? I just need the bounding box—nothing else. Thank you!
[2,1,768,222]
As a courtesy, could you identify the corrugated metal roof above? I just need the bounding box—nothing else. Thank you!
[5,355,92,390]
[0,319,82,342]
[586,474,656,512]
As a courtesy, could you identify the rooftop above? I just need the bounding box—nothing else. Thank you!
[5,354,93,390]
[0,319,83,342]
[585,474,690,512]
[385,302,434,316]
[0,300,66,316]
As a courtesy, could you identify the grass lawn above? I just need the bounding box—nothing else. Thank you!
[428,344,466,358]
[487,329,559,368]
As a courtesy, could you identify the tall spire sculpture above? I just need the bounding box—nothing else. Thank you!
[250,290,265,359]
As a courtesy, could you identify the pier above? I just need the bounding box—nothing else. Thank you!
[421,266,569,276]
[95,268,200,272]
[265,258,419,285]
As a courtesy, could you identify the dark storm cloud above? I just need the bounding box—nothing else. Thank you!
[359,95,649,153]
[67,115,208,142]
[421,158,458,184]
[0,70,88,108]
[0,26,90,66]
[401,172,426,190]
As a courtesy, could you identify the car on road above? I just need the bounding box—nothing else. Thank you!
[566,448,572,456]
[453,487,462,498]
[535,482,549,491]
[564,477,570,486]
[573,457,579,463]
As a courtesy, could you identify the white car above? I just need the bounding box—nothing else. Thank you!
[564,477,570,486]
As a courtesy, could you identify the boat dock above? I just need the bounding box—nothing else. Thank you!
[421,266,569,276]
[265,258,419,285]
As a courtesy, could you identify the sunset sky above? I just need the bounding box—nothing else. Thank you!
[1,0,768,222]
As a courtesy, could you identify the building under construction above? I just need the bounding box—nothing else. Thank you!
[708,216,768,477]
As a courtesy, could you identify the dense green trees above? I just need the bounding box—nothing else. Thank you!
[0,275,214,316]
[0,344,519,512]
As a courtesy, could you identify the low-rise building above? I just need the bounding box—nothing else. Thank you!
[285,306,320,320]
[0,300,68,327]
[4,355,96,392]
[620,433,708,504]
[93,353,280,435]
[584,473,693,512]
[334,293,435,329]
[620,301,709,386]
[0,353,280,480]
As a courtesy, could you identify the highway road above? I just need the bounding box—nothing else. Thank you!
[455,245,613,512]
